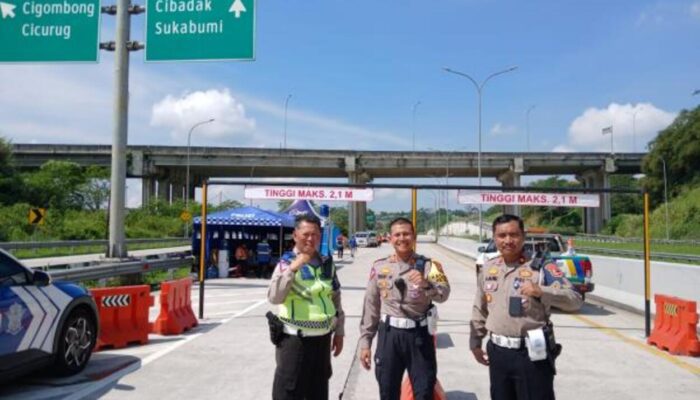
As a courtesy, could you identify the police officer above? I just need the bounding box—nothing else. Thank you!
[359,217,450,400]
[470,214,583,400]
[268,215,345,400]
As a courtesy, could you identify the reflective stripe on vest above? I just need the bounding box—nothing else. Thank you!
[278,261,336,334]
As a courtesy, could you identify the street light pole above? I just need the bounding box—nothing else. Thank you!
[661,158,670,240]
[526,105,536,152]
[284,94,292,149]
[186,118,215,237]
[412,101,422,152]
[443,65,518,240]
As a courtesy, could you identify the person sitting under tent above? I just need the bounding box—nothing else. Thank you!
[256,240,272,278]
[231,243,249,277]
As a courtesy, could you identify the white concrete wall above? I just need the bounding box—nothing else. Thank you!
[438,236,700,315]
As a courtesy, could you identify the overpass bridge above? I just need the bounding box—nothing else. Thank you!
[12,143,646,233]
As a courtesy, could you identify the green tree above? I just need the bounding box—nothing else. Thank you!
[80,166,110,211]
[642,105,700,205]
[277,200,293,211]
[329,206,348,235]
[23,161,87,210]
[609,175,643,215]
[0,137,24,205]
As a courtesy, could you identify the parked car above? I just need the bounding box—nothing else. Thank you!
[355,231,379,247]
[0,249,99,382]
[366,231,379,247]
[475,232,594,299]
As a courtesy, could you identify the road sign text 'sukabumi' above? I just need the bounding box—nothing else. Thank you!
[145,0,255,61]
[0,0,100,62]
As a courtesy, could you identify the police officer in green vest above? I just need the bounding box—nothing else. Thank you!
[268,214,345,400]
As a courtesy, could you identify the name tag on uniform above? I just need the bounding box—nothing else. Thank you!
[484,282,498,292]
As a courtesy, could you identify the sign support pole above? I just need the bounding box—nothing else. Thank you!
[107,0,131,258]
[199,181,208,319]
[643,191,651,337]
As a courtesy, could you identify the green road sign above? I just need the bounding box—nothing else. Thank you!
[0,0,100,62]
[145,0,255,62]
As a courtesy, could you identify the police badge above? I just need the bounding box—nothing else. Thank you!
[7,303,25,336]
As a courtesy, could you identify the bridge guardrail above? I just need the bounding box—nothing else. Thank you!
[48,256,194,282]
[573,234,700,246]
[0,237,189,251]
[577,246,700,264]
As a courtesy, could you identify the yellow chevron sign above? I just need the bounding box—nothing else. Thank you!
[28,208,46,225]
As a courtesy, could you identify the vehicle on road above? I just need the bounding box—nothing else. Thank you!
[476,232,594,299]
[354,231,379,247]
[0,249,99,383]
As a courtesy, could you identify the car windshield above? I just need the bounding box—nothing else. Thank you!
[483,236,562,253]
[527,237,563,253]
[355,233,368,238]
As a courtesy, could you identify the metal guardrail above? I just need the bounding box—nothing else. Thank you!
[0,237,189,251]
[48,256,194,282]
[573,234,700,246]
[577,246,700,264]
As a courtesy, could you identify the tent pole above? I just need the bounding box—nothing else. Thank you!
[279,225,283,257]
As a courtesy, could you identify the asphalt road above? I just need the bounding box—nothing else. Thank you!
[2,241,699,399]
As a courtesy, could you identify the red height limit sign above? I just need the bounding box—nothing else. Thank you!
[457,191,600,208]
[244,186,374,202]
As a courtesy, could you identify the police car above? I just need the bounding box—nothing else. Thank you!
[0,249,98,382]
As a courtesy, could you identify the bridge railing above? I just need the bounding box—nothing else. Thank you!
[0,237,189,251]
[48,255,195,282]
[573,233,700,246]
[574,246,700,264]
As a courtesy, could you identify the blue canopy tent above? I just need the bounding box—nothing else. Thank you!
[192,206,295,275]
[282,200,340,257]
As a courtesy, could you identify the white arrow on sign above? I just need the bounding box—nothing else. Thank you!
[229,0,246,18]
[0,2,16,19]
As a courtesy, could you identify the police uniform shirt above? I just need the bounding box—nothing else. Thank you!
[469,254,582,349]
[267,250,345,336]
[359,253,451,349]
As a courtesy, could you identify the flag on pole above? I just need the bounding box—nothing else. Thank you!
[602,126,613,135]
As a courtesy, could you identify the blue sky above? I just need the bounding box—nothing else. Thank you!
[1,0,699,211]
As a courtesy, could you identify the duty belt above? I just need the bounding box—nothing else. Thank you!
[381,314,428,329]
[283,324,330,337]
[278,316,334,330]
[490,333,524,349]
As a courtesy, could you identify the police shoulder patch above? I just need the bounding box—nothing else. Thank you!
[431,260,445,273]
[545,263,564,278]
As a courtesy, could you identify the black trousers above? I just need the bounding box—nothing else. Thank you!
[486,340,555,400]
[374,322,436,400]
[272,333,332,400]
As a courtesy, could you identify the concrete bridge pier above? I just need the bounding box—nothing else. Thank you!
[157,178,169,203]
[141,177,156,206]
[348,171,371,235]
[497,158,524,216]
[578,160,615,233]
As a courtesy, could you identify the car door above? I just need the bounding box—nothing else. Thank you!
[0,254,33,361]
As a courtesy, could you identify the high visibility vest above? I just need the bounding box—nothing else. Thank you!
[278,255,337,335]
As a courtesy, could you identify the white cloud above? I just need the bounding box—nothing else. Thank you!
[563,102,675,152]
[150,89,256,141]
[551,144,575,153]
[489,122,517,136]
[691,2,700,19]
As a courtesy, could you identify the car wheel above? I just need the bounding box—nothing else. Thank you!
[54,308,96,376]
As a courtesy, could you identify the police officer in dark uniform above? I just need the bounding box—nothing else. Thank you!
[470,214,582,400]
[358,217,451,400]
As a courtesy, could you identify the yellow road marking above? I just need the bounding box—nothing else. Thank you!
[572,313,700,376]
